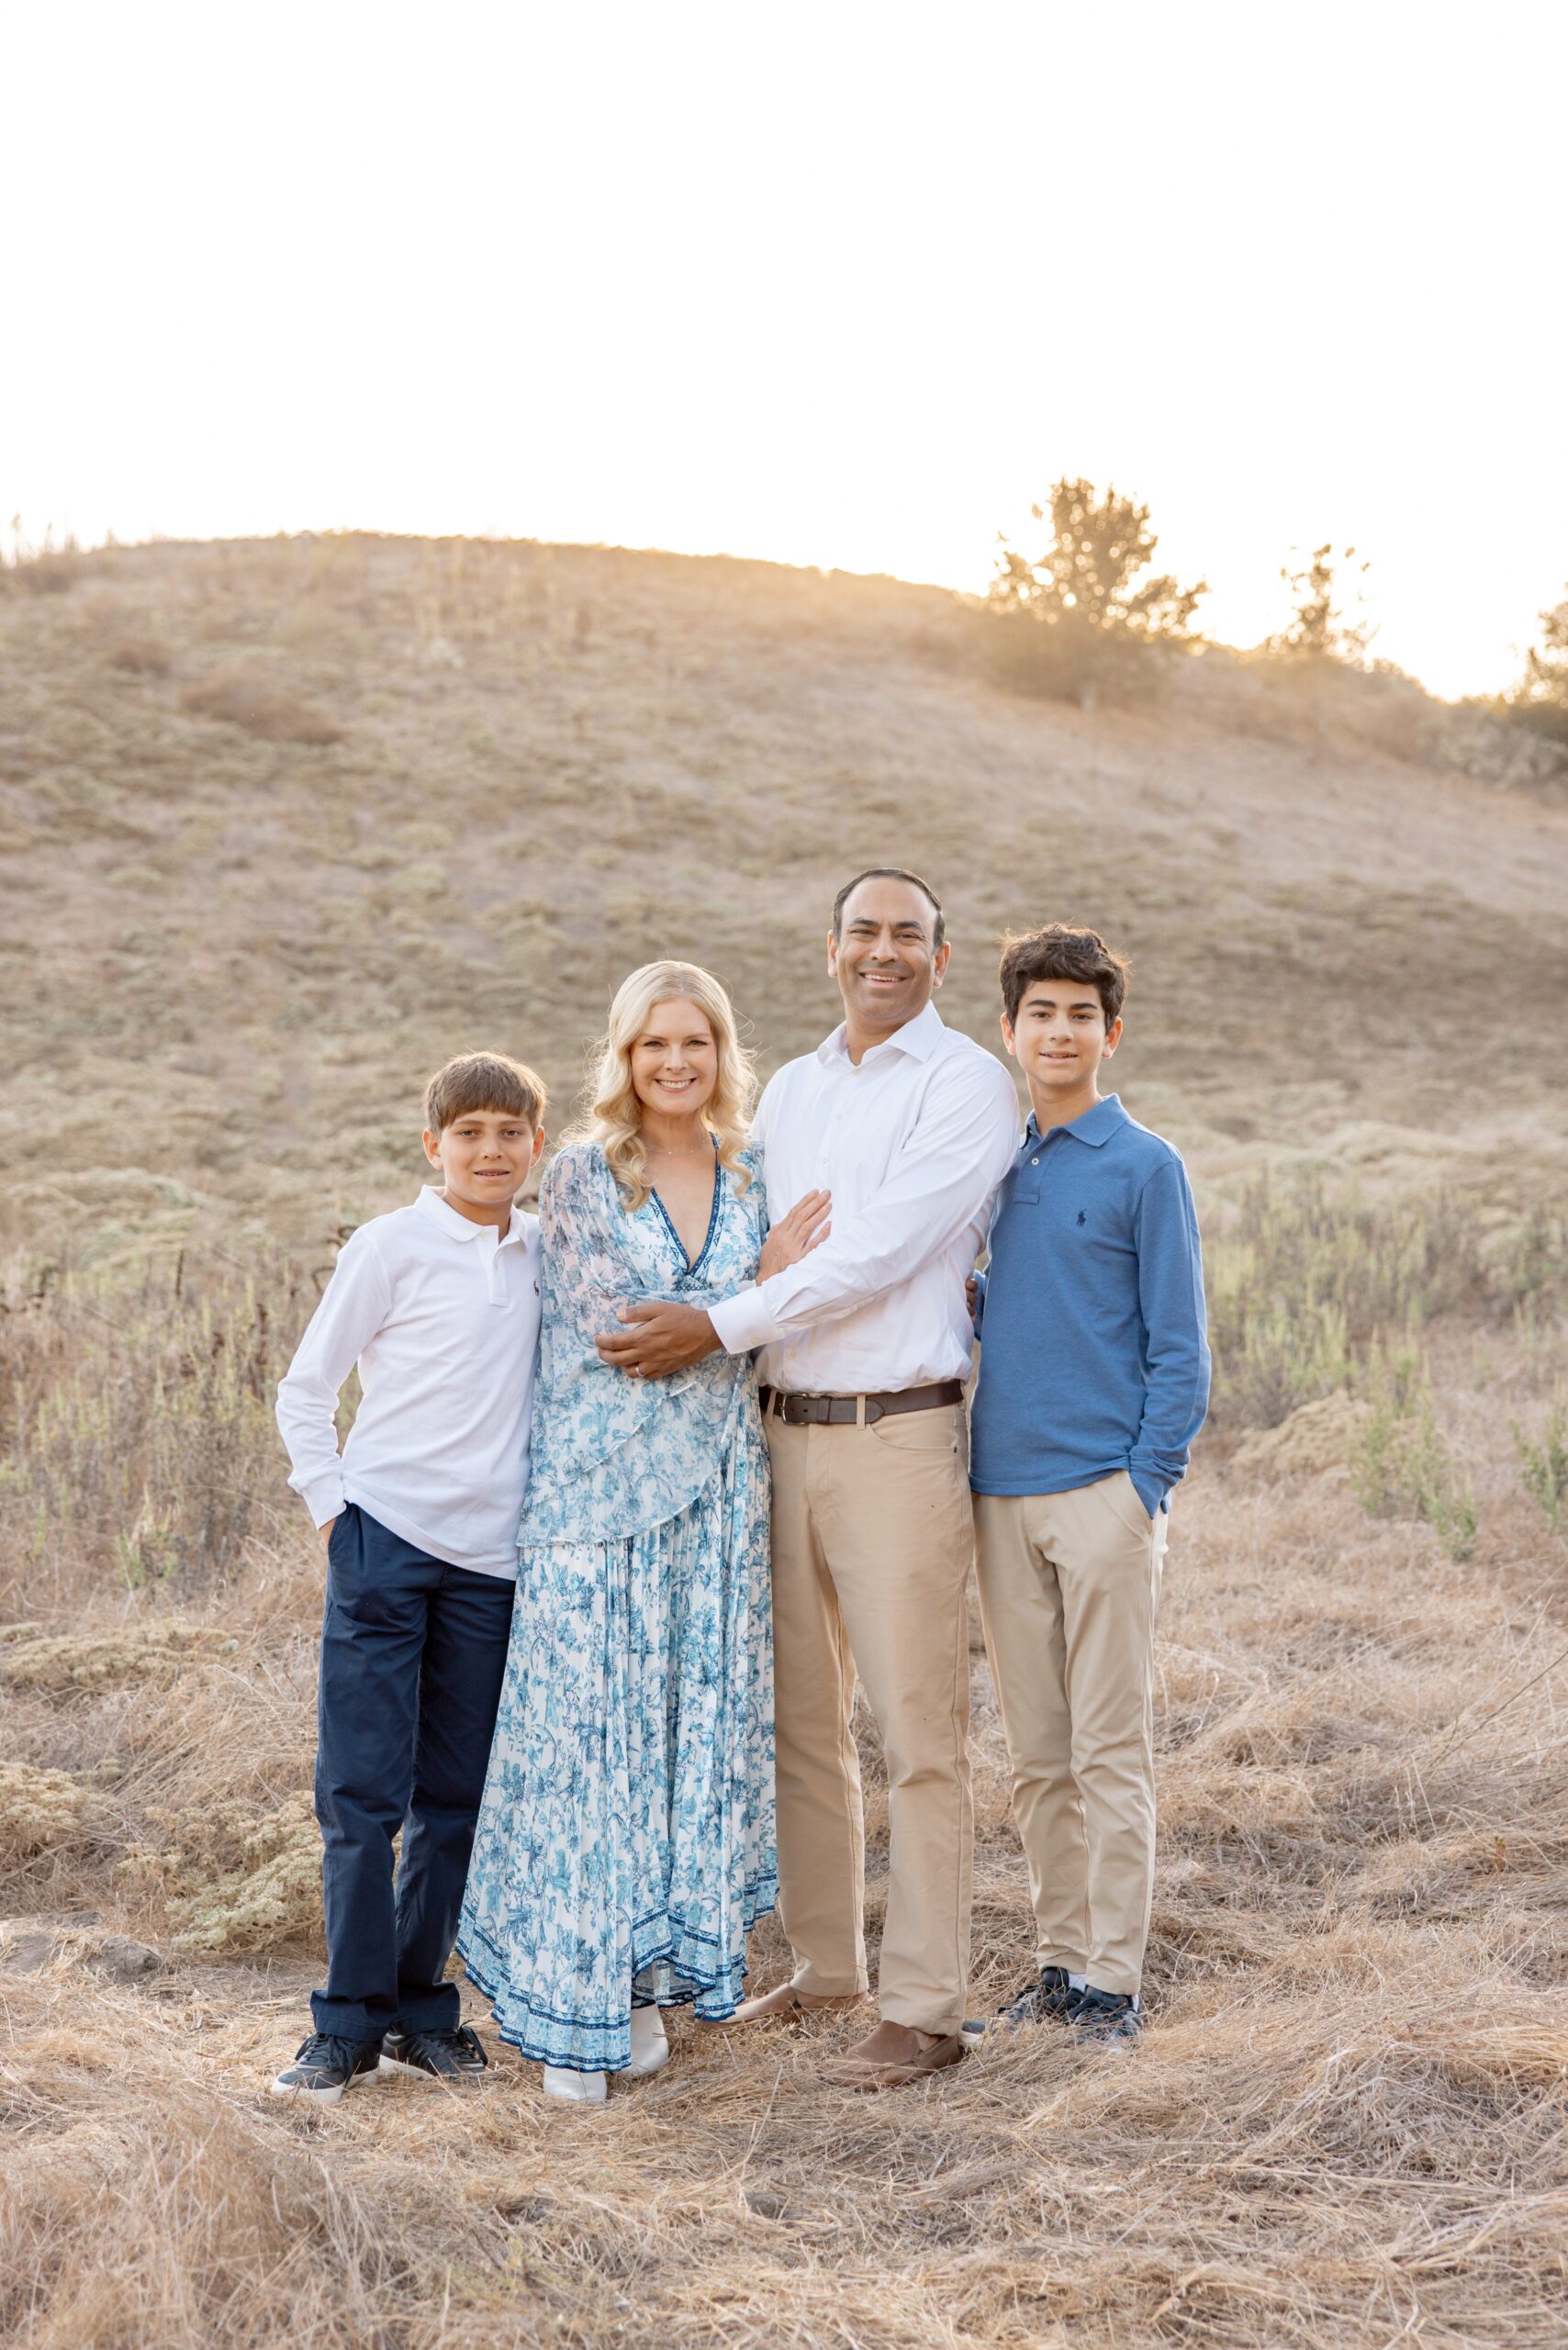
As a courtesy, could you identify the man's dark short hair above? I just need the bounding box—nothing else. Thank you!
[831,867,945,950]
[999,924,1129,1030]
[423,1050,548,1136]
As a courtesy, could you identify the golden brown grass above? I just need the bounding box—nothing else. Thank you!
[5,533,1568,2345]
[4,1416,1566,2349]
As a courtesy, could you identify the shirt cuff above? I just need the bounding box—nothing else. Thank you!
[1128,1468,1167,1521]
[708,1283,788,1354]
[295,1469,347,1530]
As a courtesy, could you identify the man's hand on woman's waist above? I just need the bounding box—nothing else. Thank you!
[595,1302,722,1378]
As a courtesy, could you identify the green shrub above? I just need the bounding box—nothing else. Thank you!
[1349,1346,1476,1561]
[1206,1178,1484,1427]
[1513,1394,1568,1532]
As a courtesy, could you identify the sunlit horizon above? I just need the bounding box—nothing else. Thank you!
[5,2,1565,702]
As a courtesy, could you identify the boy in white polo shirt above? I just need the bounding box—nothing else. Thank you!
[271,1051,546,2103]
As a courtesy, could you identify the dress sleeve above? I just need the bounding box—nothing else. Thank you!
[743,1146,769,1245]
[537,1147,640,1370]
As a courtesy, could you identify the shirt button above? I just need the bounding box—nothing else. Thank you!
[1030,1157,1039,1167]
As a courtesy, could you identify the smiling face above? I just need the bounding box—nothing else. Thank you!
[423,1103,544,1224]
[1002,977,1122,1117]
[828,875,949,1044]
[629,997,720,1121]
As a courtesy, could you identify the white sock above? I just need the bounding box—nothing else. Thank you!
[1069,1973,1088,1992]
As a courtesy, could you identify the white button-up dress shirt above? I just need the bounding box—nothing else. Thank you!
[275,1185,543,1579]
[707,1002,1021,1393]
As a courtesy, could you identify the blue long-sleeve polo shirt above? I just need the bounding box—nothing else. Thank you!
[969,1093,1210,1519]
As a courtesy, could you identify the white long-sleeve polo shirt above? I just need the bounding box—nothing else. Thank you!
[707,1002,1021,1393]
[274,1185,542,1580]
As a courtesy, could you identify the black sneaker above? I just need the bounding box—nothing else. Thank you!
[1067,1986,1142,2043]
[997,1965,1079,2031]
[380,2023,490,2084]
[269,2032,385,2104]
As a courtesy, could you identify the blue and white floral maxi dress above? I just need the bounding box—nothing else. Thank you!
[456,1139,777,2072]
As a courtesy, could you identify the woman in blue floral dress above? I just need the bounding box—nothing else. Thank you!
[458,961,828,2103]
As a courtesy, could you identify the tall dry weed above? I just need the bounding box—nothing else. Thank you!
[0,1249,306,1617]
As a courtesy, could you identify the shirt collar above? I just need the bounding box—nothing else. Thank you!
[414,1185,525,1243]
[818,999,946,1068]
[1025,1092,1129,1150]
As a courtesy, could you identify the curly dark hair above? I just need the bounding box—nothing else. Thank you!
[998,923,1129,1029]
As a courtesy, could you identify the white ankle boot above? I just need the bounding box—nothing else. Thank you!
[618,2006,670,2078]
[541,2009,668,2102]
[542,2065,607,2105]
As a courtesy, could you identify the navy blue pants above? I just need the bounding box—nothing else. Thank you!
[312,1504,516,2042]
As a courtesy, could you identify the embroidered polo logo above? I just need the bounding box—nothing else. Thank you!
[1076,1210,1086,1226]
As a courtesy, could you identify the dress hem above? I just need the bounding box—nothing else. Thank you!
[457,1880,779,2071]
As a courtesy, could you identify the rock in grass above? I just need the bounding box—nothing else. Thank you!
[93,1935,164,1984]
[0,1923,164,1984]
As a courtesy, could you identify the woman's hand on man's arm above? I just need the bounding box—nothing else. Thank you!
[757,1189,831,1281]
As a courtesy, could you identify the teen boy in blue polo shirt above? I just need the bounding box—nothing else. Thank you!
[969,924,1209,2044]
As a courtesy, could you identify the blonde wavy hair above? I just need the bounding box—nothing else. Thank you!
[574,960,756,1213]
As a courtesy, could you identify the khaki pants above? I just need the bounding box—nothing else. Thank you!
[763,1403,974,2035]
[973,1475,1168,1998]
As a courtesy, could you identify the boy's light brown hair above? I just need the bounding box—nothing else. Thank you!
[423,1051,548,1135]
[999,923,1130,1030]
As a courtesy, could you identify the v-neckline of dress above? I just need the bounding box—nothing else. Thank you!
[648,1144,722,1279]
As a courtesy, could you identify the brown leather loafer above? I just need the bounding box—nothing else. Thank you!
[825,2019,968,2090]
[731,1982,868,2026]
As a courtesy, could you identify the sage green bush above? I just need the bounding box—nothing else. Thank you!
[1513,1393,1567,1532]
[1348,1347,1477,1561]
[1206,1177,1564,1428]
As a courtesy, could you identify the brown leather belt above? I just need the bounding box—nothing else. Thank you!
[759,1380,964,1427]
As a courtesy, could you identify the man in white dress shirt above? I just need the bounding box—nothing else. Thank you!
[597,870,1019,2086]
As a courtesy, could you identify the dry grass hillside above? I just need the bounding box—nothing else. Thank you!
[3,534,1568,2350]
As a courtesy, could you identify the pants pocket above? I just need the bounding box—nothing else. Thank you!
[1098,1472,1155,1541]
[868,1403,967,1462]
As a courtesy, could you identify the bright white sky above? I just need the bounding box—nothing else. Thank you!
[4,2,1565,698]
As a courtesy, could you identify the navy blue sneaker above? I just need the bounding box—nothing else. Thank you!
[997,1965,1079,2031]
[269,2032,385,2104]
[1067,1986,1141,2043]
[380,2023,490,2084]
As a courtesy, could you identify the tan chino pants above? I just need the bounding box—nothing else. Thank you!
[763,1402,975,2035]
[973,1475,1168,1998]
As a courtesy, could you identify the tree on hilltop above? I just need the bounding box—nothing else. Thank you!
[1510,587,1568,744]
[1269,543,1375,664]
[985,476,1207,706]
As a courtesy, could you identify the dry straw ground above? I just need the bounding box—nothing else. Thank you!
[3,534,1568,2349]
